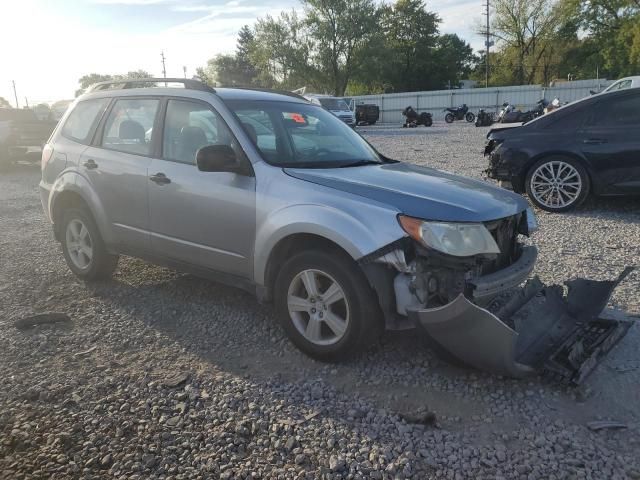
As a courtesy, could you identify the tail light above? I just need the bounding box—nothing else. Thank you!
[41,144,54,171]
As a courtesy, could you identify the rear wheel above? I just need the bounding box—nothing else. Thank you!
[525,157,590,212]
[274,249,382,361]
[444,113,454,123]
[465,112,476,123]
[61,208,118,280]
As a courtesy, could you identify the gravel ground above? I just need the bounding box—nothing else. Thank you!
[1,122,639,479]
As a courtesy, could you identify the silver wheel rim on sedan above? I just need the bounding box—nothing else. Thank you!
[287,269,349,346]
[530,161,582,209]
[65,219,93,270]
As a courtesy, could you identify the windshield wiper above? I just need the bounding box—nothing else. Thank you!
[337,160,382,168]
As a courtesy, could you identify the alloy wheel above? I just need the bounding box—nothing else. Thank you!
[65,218,93,270]
[530,161,582,209]
[287,269,350,346]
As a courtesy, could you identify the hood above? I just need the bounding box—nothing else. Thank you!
[284,162,529,222]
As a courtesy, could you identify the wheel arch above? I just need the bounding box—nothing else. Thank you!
[262,233,357,302]
[49,173,113,245]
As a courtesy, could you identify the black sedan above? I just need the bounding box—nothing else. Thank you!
[484,88,640,212]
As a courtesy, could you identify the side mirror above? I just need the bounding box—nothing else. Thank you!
[196,144,245,174]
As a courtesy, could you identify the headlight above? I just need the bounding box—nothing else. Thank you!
[398,215,500,257]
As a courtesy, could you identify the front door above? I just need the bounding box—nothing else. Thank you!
[147,98,256,278]
[81,97,161,251]
[580,91,640,193]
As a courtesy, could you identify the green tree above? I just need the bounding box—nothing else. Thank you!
[378,0,439,92]
[491,0,562,84]
[197,25,261,87]
[0,96,12,108]
[433,34,475,88]
[303,0,380,95]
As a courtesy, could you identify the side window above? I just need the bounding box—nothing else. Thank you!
[590,94,640,127]
[61,99,109,144]
[101,98,159,156]
[163,100,239,165]
[617,80,632,90]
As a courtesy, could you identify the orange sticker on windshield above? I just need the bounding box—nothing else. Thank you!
[287,113,306,123]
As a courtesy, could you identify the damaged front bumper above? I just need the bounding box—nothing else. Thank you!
[408,268,636,384]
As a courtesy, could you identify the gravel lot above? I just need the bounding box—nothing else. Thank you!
[1,122,639,480]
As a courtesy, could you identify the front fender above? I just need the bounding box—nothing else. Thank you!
[253,203,403,286]
[49,170,114,245]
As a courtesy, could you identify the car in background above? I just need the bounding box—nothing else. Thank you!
[485,87,640,212]
[602,76,640,93]
[0,108,58,166]
[304,94,355,127]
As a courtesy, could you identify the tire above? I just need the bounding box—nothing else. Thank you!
[368,121,376,125]
[444,113,454,123]
[274,249,382,361]
[465,112,475,123]
[525,156,590,212]
[424,117,432,127]
[419,112,432,127]
[60,207,118,280]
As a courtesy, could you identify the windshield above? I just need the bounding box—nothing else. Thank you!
[225,100,382,168]
[318,98,350,110]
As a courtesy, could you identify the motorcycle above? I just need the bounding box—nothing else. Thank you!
[499,99,548,124]
[402,106,433,127]
[544,97,561,114]
[475,109,495,127]
[444,104,475,123]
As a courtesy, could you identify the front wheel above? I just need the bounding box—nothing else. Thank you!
[444,113,454,123]
[525,157,590,212]
[274,250,382,361]
[465,112,475,123]
[61,208,118,280]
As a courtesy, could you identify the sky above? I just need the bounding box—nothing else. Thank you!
[0,0,484,106]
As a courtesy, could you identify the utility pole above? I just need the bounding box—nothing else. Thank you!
[24,97,29,108]
[161,51,167,79]
[12,80,19,109]
[482,0,491,88]
[183,66,187,79]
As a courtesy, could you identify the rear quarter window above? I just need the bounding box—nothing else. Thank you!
[61,99,110,144]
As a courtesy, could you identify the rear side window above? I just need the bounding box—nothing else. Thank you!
[101,98,159,156]
[590,93,640,127]
[61,99,109,143]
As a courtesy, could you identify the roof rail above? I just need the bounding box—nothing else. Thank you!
[226,87,309,102]
[87,78,216,94]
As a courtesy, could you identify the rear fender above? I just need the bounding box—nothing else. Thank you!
[49,171,114,245]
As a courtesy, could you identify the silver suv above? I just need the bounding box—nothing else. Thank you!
[40,78,548,369]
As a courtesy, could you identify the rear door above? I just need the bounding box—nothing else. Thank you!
[147,98,256,278]
[580,91,640,193]
[80,97,161,252]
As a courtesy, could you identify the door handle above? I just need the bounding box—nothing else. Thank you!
[150,173,171,185]
[583,138,608,145]
[83,159,98,169]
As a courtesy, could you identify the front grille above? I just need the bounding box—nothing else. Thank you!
[483,214,521,273]
[339,115,353,123]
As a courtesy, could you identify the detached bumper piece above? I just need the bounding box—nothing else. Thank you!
[408,268,636,384]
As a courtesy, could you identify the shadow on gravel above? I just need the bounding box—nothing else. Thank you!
[556,195,640,222]
[84,268,497,419]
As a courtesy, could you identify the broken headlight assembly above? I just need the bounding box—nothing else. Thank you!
[398,215,501,257]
